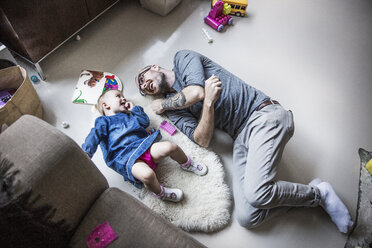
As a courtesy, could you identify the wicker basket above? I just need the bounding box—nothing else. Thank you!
[0,66,43,130]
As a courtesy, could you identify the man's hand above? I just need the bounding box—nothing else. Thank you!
[151,99,165,114]
[204,74,222,107]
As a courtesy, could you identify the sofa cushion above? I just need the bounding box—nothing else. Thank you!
[70,188,206,248]
[0,155,72,248]
[0,115,109,230]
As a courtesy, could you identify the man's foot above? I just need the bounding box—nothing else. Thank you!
[180,156,208,176]
[314,181,354,234]
[153,185,183,203]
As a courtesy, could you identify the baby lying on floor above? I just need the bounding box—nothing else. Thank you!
[82,89,208,202]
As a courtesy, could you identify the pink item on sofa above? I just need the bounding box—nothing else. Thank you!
[86,221,118,248]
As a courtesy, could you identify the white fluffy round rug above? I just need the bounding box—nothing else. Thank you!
[128,95,232,233]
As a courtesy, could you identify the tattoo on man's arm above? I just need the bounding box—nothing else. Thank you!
[162,92,186,110]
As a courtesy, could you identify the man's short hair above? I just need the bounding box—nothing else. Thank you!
[135,65,151,96]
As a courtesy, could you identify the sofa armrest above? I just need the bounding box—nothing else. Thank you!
[0,115,109,230]
[70,188,206,248]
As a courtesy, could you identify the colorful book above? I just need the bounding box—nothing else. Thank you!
[72,70,123,105]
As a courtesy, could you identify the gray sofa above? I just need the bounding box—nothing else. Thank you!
[0,115,206,248]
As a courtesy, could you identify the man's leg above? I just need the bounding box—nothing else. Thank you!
[233,136,290,228]
[233,104,321,228]
[243,104,321,208]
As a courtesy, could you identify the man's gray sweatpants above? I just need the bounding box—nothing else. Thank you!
[233,103,321,228]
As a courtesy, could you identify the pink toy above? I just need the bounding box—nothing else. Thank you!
[160,120,177,136]
[86,221,118,248]
[0,89,16,108]
[204,1,233,32]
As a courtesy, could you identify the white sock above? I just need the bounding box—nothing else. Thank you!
[309,178,322,187]
[316,182,354,234]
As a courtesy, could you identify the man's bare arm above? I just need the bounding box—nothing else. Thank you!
[193,75,222,147]
[161,91,187,110]
[193,101,215,147]
[152,85,204,114]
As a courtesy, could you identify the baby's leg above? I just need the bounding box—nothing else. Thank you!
[132,159,183,202]
[131,161,161,194]
[150,141,208,176]
[150,141,187,164]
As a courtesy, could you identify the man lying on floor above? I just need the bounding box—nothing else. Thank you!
[134,49,354,234]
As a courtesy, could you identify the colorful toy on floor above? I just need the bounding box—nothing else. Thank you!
[160,120,177,136]
[212,0,248,17]
[202,28,213,43]
[204,1,233,32]
[222,2,232,15]
[0,89,16,109]
[30,75,40,83]
[366,158,372,175]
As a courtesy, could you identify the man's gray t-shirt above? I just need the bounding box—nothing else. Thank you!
[165,50,269,141]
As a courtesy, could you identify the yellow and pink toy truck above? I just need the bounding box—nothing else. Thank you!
[212,0,248,17]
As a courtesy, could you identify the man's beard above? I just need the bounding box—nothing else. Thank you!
[155,73,170,96]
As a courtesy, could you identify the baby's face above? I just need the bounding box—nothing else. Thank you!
[104,90,130,114]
